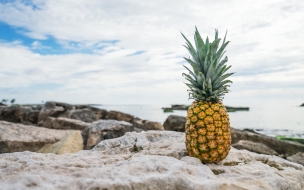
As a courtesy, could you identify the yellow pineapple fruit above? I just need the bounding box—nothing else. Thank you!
[181,27,234,163]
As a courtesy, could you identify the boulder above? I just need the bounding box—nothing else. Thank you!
[0,121,75,153]
[39,117,90,130]
[163,115,186,132]
[287,152,304,166]
[232,140,279,156]
[60,107,108,123]
[38,131,83,154]
[81,120,133,150]
[0,105,40,125]
[0,131,303,189]
[131,117,164,132]
[38,101,108,127]
[105,110,134,122]
[231,128,304,157]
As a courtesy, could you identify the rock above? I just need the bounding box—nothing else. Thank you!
[0,105,40,125]
[0,131,303,190]
[38,102,70,125]
[225,106,250,112]
[37,131,83,154]
[300,103,304,107]
[131,117,164,132]
[0,121,75,153]
[93,130,187,158]
[171,104,189,110]
[60,107,108,123]
[105,110,134,122]
[232,140,278,155]
[163,115,186,132]
[38,101,108,127]
[81,120,133,150]
[39,117,90,130]
[287,152,304,165]
[231,128,304,157]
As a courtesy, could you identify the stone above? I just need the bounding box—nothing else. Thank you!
[38,101,108,127]
[232,140,279,155]
[105,110,134,122]
[0,121,75,153]
[163,115,186,132]
[0,131,303,190]
[287,152,304,166]
[0,105,40,125]
[231,128,304,157]
[39,117,90,130]
[131,117,164,132]
[93,130,187,158]
[37,101,70,125]
[37,131,83,154]
[81,120,133,150]
[60,107,108,123]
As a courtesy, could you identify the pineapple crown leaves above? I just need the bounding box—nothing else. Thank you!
[181,27,234,102]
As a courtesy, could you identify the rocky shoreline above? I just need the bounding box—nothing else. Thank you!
[1,101,304,189]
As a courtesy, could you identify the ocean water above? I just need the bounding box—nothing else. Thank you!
[95,104,304,138]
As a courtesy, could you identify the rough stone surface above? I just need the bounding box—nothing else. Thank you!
[232,140,279,155]
[81,120,134,150]
[40,117,90,130]
[0,105,40,125]
[105,110,134,122]
[38,131,83,154]
[0,121,75,153]
[163,115,186,132]
[132,117,164,132]
[0,131,303,190]
[287,152,304,166]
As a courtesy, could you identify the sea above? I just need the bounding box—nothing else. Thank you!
[94,104,304,139]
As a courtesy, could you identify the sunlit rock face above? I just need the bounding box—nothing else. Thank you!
[0,131,303,190]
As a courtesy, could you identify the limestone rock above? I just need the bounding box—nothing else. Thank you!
[38,131,83,154]
[81,120,133,150]
[163,115,186,132]
[232,140,279,155]
[132,117,164,132]
[287,152,304,165]
[0,131,303,190]
[105,110,134,122]
[0,121,75,153]
[93,130,187,158]
[40,117,90,130]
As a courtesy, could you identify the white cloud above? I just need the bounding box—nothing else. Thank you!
[0,0,304,105]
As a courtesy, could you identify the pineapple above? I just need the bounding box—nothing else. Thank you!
[181,27,234,163]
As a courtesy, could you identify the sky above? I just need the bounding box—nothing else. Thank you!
[0,0,303,107]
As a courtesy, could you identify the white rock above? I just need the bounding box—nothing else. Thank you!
[0,131,303,190]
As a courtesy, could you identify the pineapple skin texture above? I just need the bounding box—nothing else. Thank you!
[185,101,231,163]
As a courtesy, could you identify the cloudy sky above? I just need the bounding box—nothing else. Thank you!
[0,0,303,106]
